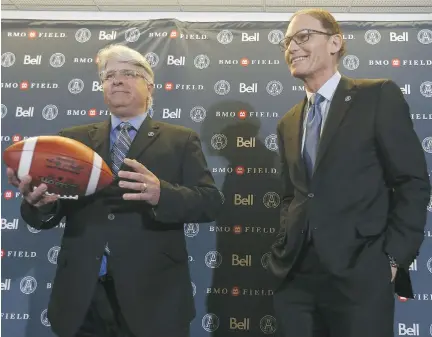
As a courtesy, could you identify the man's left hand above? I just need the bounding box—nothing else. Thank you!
[391,266,397,283]
[118,158,160,206]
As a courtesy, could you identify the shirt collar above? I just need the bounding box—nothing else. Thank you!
[110,108,151,131]
[305,71,341,103]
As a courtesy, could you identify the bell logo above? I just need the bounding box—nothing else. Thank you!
[390,32,408,42]
[232,254,252,266]
[1,279,11,291]
[23,55,42,65]
[99,31,117,40]
[234,194,254,205]
[16,107,34,117]
[398,323,419,336]
[230,318,250,330]
[239,82,258,93]
[167,55,186,66]
[242,32,259,42]
[1,218,19,230]
[162,108,181,118]
[92,81,103,92]
[400,84,411,95]
[237,137,255,148]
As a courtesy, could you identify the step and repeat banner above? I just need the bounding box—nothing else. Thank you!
[1,19,431,337]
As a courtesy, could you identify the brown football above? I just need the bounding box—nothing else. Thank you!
[3,135,113,198]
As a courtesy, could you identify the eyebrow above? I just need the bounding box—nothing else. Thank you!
[285,29,308,38]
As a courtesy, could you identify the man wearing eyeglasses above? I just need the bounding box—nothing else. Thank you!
[268,8,430,337]
[7,44,222,337]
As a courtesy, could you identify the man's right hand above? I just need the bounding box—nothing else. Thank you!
[7,167,59,208]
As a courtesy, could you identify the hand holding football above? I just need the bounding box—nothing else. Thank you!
[3,135,113,200]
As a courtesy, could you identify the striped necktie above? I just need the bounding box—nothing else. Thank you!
[111,122,133,176]
[99,122,133,277]
[303,93,325,178]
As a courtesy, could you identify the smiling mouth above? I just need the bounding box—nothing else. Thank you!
[291,56,309,64]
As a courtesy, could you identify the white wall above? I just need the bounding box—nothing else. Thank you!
[2,11,432,21]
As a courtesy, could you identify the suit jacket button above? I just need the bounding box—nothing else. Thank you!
[308,193,314,198]
[301,230,305,234]
[108,213,115,220]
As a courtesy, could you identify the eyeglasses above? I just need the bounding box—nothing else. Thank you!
[278,29,335,52]
[99,69,153,84]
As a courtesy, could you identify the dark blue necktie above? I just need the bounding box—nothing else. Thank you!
[99,122,133,277]
[303,93,325,178]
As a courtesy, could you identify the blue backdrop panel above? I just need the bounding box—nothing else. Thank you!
[1,19,431,337]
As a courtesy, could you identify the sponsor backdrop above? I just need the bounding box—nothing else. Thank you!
[1,19,432,337]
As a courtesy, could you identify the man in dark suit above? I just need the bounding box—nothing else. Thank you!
[268,8,431,337]
[7,44,222,337]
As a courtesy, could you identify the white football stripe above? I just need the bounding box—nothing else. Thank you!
[17,137,38,180]
[85,152,102,196]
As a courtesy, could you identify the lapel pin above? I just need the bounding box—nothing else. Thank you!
[148,132,154,137]
[345,96,351,102]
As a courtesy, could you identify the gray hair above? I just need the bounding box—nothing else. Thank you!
[97,44,155,110]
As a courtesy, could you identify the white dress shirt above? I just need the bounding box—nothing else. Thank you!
[301,71,342,155]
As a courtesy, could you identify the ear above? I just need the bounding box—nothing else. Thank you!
[147,83,154,95]
[329,34,343,55]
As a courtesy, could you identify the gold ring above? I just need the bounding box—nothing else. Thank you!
[141,183,148,193]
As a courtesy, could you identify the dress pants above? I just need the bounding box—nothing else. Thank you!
[273,239,395,337]
[74,257,136,337]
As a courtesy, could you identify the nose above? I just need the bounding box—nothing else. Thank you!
[287,38,299,53]
[286,40,300,63]
[112,77,124,86]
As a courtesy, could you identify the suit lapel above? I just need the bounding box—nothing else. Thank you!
[287,98,309,184]
[314,76,357,173]
[119,116,160,171]
[88,116,161,172]
[88,120,111,166]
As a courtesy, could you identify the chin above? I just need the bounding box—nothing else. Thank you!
[293,62,315,78]
[290,68,305,79]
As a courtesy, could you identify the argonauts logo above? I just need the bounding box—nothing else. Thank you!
[202,313,220,332]
[420,81,432,98]
[422,137,432,154]
[343,55,360,70]
[205,251,222,268]
[184,223,199,238]
[364,30,381,44]
[41,309,50,327]
[20,276,37,294]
